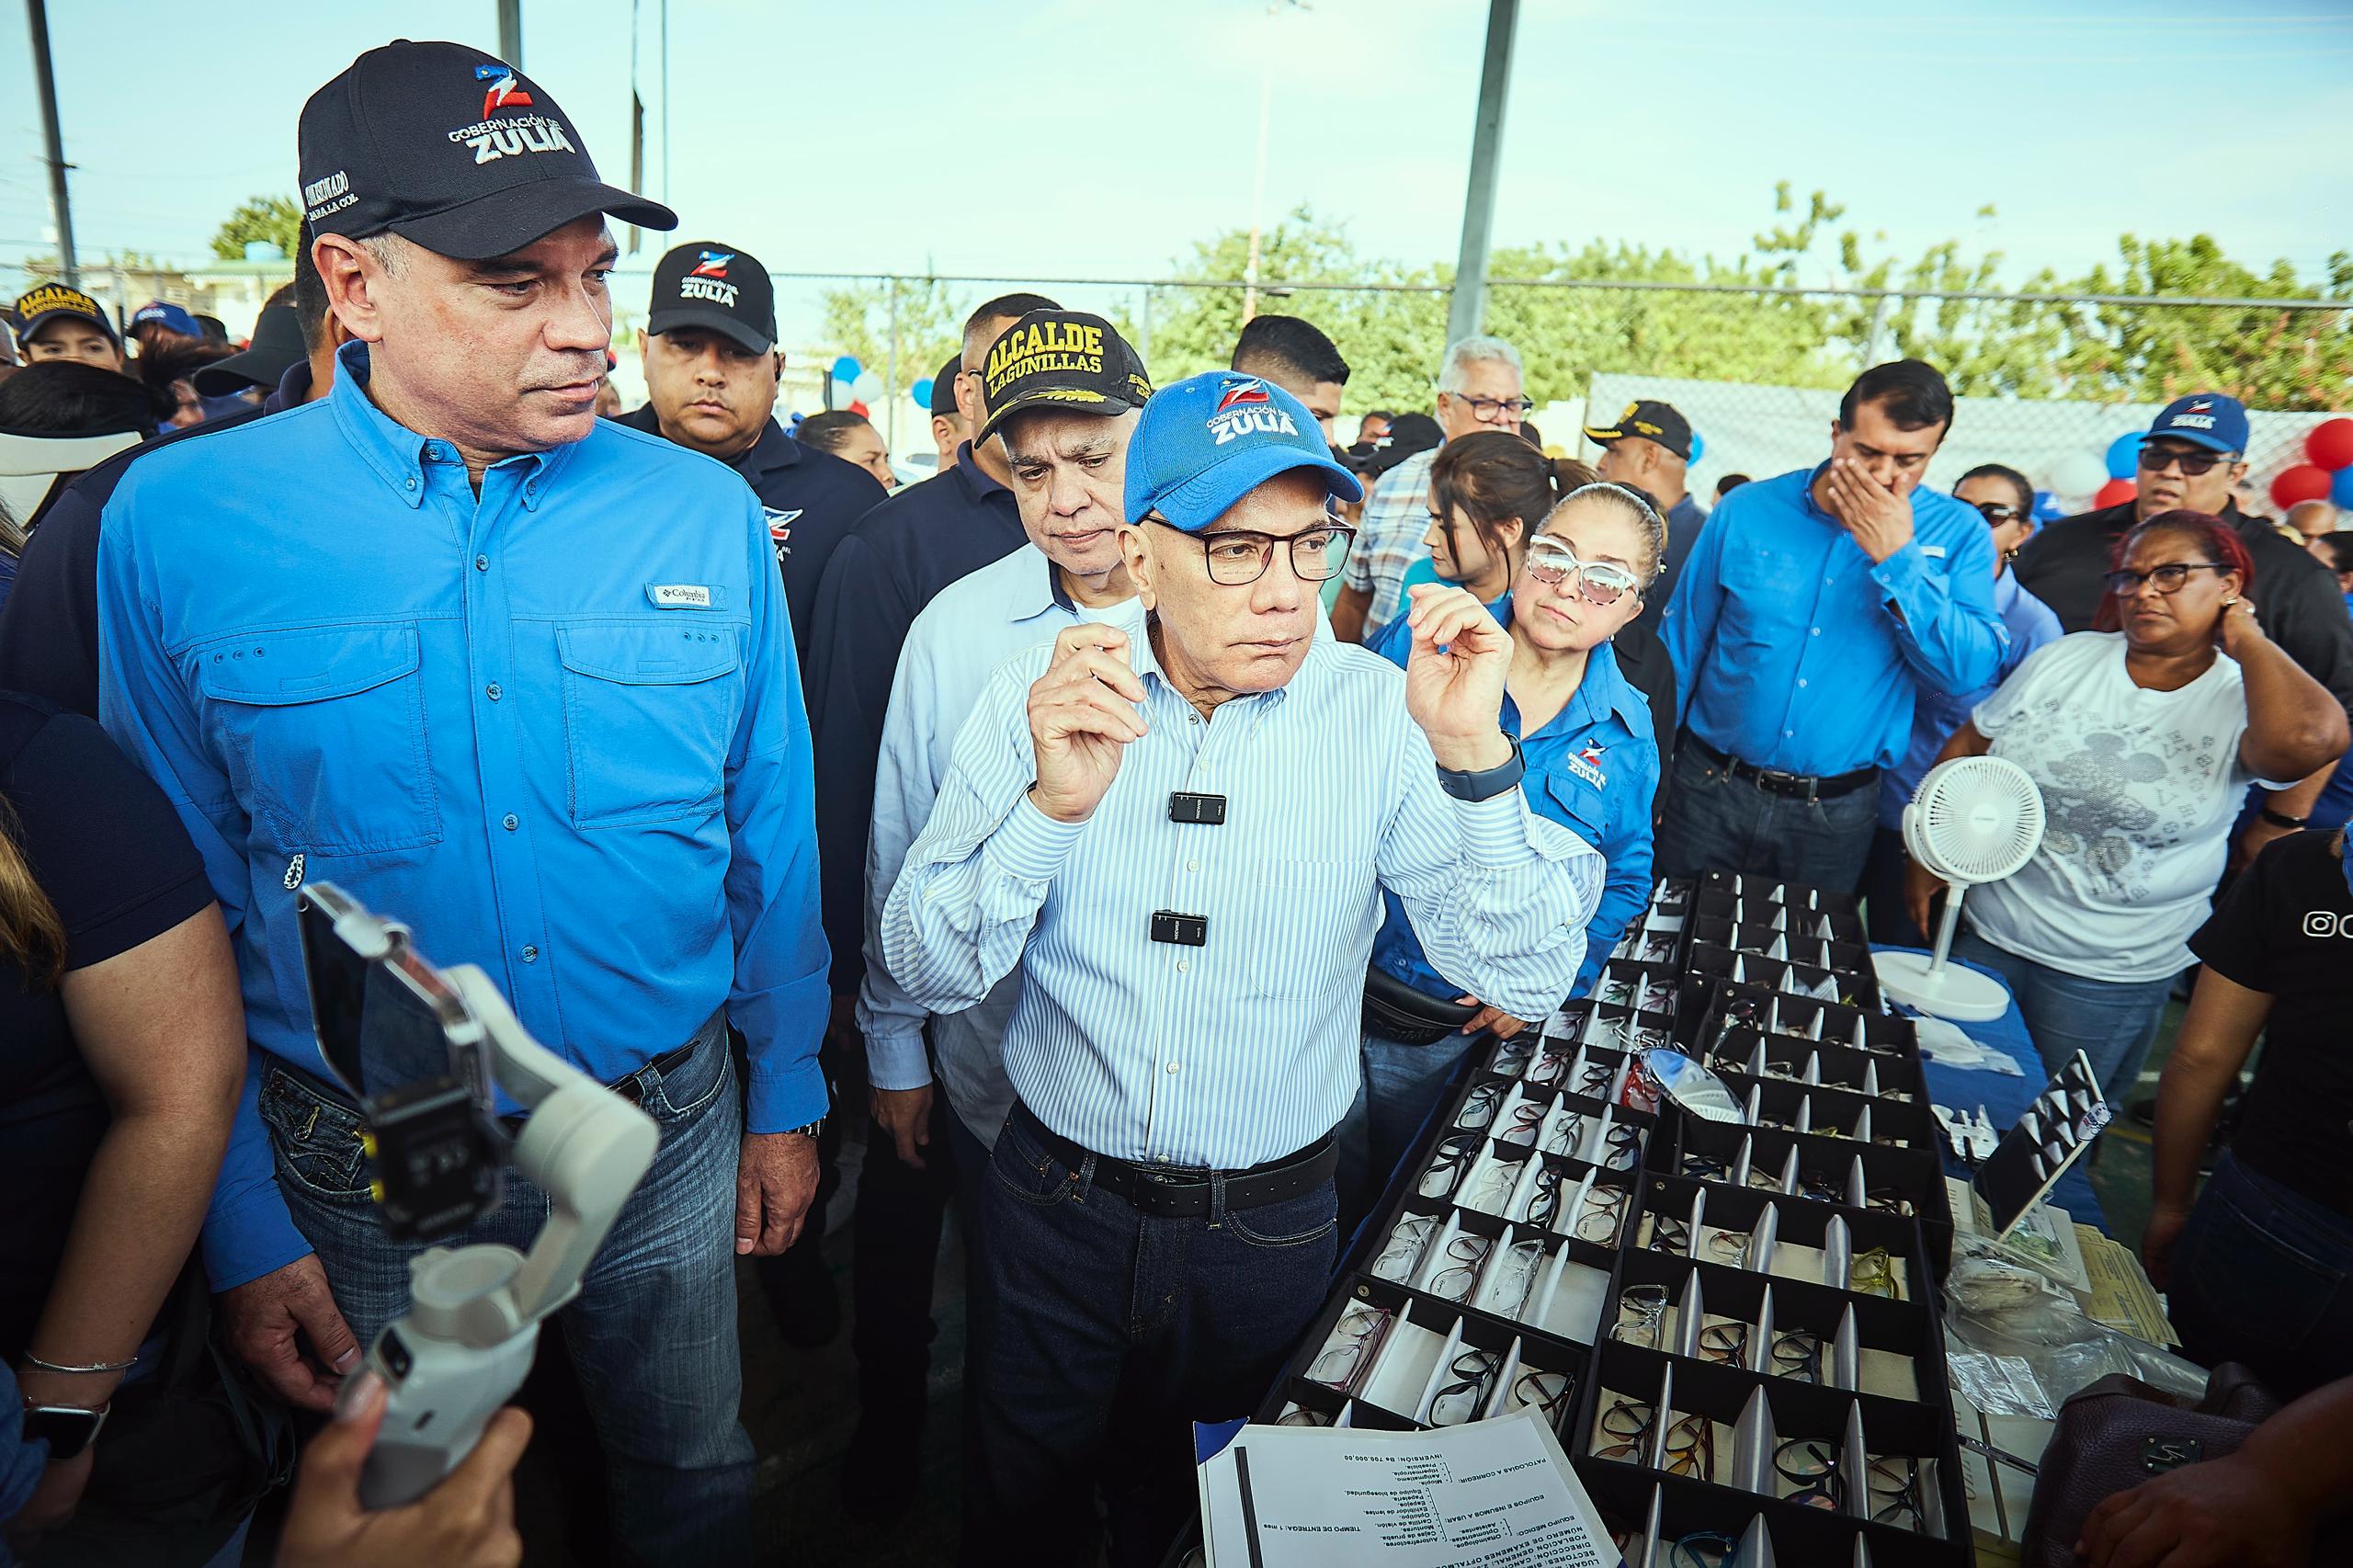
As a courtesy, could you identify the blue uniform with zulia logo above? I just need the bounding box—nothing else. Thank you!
[1366,597,1658,1000]
[92,340,831,1293]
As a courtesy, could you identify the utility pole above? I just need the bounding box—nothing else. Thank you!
[1445,0,1520,347]
[496,0,522,66]
[27,0,79,286]
[1241,0,1306,324]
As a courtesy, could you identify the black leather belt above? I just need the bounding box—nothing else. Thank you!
[1009,1102,1336,1218]
[1688,733,1876,801]
[498,1039,699,1135]
[1361,966,1482,1048]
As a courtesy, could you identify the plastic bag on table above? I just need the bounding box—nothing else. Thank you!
[1939,1233,2207,1413]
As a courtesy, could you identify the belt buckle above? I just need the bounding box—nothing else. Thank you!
[1757,767,1799,790]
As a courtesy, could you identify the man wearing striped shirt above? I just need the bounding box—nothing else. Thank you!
[884,372,1601,1566]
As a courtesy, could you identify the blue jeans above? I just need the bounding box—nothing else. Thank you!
[2166,1153,2353,1402]
[964,1108,1338,1568]
[1351,1029,1472,1210]
[260,1017,755,1568]
[1949,927,2176,1108]
[1654,735,1880,896]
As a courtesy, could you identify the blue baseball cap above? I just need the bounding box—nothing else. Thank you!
[2146,392,2248,456]
[1124,371,1362,531]
[130,301,201,338]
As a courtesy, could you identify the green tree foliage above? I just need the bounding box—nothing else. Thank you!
[210,196,302,262]
[813,276,965,398]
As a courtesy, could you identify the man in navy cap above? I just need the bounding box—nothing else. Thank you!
[127,300,203,359]
[91,42,823,1563]
[883,370,1599,1565]
[2018,392,2353,867]
[618,238,886,664]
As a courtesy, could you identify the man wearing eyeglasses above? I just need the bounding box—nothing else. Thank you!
[2017,393,2353,869]
[842,309,1149,1514]
[1330,334,1529,642]
[881,371,1599,1566]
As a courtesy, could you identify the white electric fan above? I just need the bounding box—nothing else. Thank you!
[1878,755,2045,1022]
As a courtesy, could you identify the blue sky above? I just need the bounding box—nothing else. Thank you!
[4,0,2347,316]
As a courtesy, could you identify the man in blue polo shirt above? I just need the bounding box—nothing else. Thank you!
[618,239,886,663]
[93,43,825,1564]
[1660,359,2005,894]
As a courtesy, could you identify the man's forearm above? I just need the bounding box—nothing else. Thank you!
[2237,1375,2353,1519]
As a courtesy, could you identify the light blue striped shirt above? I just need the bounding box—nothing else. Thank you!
[882,622,1603,1167]
[858,544,1145,1143]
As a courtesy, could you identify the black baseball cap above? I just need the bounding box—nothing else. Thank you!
[193,302,308,395]
[12,282,118,349]
[976,310,1152,444]
[298,40,676,261]
[645,241,776,355]
[929,353,961,416]
[1584,398,1692,462]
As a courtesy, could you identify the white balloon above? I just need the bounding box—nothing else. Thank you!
[830,378,860,410]
[852,369,885,403]
[2046,450,2109,500]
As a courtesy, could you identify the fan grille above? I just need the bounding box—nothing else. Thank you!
[1910,756,2044,882]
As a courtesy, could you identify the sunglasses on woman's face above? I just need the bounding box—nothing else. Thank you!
[1968,499,2023,525]
[1525,540,1641,606]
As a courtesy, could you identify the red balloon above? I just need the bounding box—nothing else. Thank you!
[2272,464,2335,510]
[847,400,870,417]
[2307,417,2353,472]
[2094,478,2137,509]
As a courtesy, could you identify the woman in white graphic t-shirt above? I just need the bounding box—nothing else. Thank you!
[1904,509,2347,1105]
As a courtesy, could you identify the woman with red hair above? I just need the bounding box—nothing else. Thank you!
[1906,510,2347,1105]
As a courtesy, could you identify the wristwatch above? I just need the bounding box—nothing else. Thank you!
[783,1119,825,1140]
[21,1400,108,1463]
[1436,733,1526,802]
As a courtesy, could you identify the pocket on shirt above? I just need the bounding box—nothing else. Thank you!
[1247,859,1375,1002]
[1536,772,1608,852]
[556,621,743,829]
[198,622,442,857]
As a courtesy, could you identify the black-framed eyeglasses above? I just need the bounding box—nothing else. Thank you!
[1427,1234,1493,1301]
[1513,1368,1573,1424]
[1699,1322,1749,1366]
[1648,1214,1694,1257]
[1663,1412,1714,1480]
[1526,538,1642,606]
[1430,1347,1500,1426]
[1870,1454,1929,1532]
[1771,1328,1822,1383]
[1775,1437,1846,1511]
[1420,1131,1483,1199]
[2103,561,2231,597]
[2138,442,2238,477]
[1451,393,1535,423]
[1147,515,1355,585]
[1575,1186,1630,1245]
[1681,1152,1730,1183]
[1526,1163,1566,1229]
[1968,499,2024,525]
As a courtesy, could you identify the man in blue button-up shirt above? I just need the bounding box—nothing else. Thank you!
[1659,359,2005,895]
[93,42,823,1563]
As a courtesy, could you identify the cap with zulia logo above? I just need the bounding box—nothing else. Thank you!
[976,310,1154,443]
[646,241,777,356]
[298,39,676,261]
[2145,392,2248,457]
[1583,398,1692,462]
[1125,372,1362,533]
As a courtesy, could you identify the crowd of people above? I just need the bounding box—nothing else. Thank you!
[4,35,2353,1568]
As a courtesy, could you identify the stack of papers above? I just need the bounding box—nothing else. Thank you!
[1195,1409,1619,1567]
[2075,1224,2178,1347]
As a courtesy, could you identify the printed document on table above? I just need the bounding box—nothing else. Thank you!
[1197,1407,1618,1567]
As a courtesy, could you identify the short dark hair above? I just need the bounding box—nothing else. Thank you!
[0,360,168,436]
[1838,358,1954,437]
[1362,409,1396,426]
[965,293,1060,339]
[1231,314,1349,388]
[1715,473,1750,498]
[2324,533,2353,575]
[1518,420,1543,451]
[796,409,872,456]
[1955,462,2033,516]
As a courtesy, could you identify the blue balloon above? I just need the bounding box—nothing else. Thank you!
[2105,431,2143,481]
[831,355,863,384]
[911,377,934,408]
[2031,489,2063,521]
[1688,430,1705,465]
[2334,464,2353,509]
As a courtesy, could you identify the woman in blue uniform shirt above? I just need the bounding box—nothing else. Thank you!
[1355,441,1666,1188]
